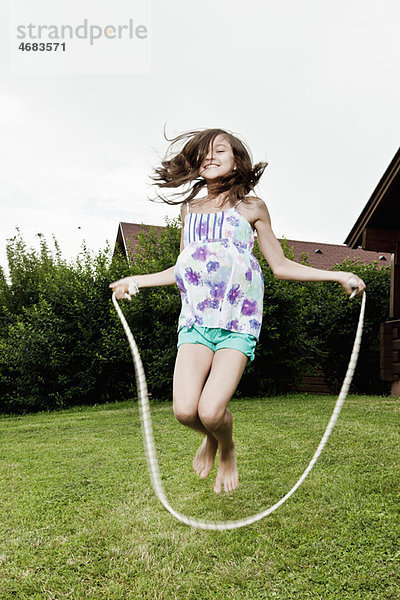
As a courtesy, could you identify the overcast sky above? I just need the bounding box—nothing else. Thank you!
[1,0,399,273]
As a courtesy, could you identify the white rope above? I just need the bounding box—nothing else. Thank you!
[111,288,366,530]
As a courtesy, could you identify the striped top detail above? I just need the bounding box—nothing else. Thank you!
[174,199,264,339]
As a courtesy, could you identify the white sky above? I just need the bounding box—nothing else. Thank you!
[0,0,399,273]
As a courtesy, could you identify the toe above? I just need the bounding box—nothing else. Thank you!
[214,479,222,494]
[200,468,208,479]
[225,477,234,493]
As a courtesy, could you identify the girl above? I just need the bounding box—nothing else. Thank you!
[110,128,366,495]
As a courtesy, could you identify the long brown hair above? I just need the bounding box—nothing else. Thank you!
[149,127,268,207]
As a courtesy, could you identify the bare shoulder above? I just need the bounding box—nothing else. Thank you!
[179,201,188,221]
[242,196,271,228]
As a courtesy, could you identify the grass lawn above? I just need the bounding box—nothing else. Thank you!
[0,394,399,599]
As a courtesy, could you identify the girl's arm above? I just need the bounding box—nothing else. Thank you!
[109,266,177,299]
[110,205,186,299]
[253,199,366,296]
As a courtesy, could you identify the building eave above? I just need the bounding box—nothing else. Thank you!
[345,147,400,249]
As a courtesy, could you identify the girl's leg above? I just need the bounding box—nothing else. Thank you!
[172,343,218,478]
[197,348,248,493]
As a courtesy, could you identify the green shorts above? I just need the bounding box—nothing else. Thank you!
[177,325,257,362]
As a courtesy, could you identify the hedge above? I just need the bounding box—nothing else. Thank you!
[0,223,391,414]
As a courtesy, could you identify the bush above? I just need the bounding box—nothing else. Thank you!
[299,259,391,395]
[0,232,134,412]
[0,224,391,414]
[238,239,314,396]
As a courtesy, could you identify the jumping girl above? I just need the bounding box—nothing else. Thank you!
[110,128,366,495]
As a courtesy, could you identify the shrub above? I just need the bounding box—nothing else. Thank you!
[0,232,134,412]
[0,225,391,414]
[299,259,391,395]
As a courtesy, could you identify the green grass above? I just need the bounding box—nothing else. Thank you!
[0,394,399,599]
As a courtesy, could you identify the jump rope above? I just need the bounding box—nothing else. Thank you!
[112,279,366,530]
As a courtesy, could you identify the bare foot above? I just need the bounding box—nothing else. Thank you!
[214,443,239,494]
[193,436,218,479]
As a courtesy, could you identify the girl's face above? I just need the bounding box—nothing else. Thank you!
[199,134,236,180]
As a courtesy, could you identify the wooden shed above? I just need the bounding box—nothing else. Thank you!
[345,147,400,396]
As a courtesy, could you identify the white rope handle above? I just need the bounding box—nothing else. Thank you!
[112,288,366,530]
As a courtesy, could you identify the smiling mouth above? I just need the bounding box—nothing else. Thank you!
[204,164,219,169]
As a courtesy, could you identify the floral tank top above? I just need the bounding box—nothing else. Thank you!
[174,198,264,340]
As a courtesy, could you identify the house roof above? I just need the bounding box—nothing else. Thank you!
[345,147,400,249]
[115,221,165,258]
[115,221,391,269]
[283,238,390,269]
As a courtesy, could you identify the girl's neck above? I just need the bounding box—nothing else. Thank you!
[204,188,230,208]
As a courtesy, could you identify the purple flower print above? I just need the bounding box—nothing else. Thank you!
[199,221,208,237]
[211,299,220,309]
[191,246,208,261]
[228,284,241,305]
[233,241,246,254]
[208,281,227,300]
[206,260,220,273]
[197,298,211,311]
[227,320,239,331]
[245,268,252,282]
[194,315,204,326]
[249,319,261,331]
[226,215,240,227]
[184,267,201,286]
[250,257,261,272]
[241,299,257,316]
[175,275,186,294]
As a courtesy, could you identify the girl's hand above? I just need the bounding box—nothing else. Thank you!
[338,272,366,298]
[109,276,139,300]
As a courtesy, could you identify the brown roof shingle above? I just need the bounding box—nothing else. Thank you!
[115,222,165,259]
[283,238,391,269]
